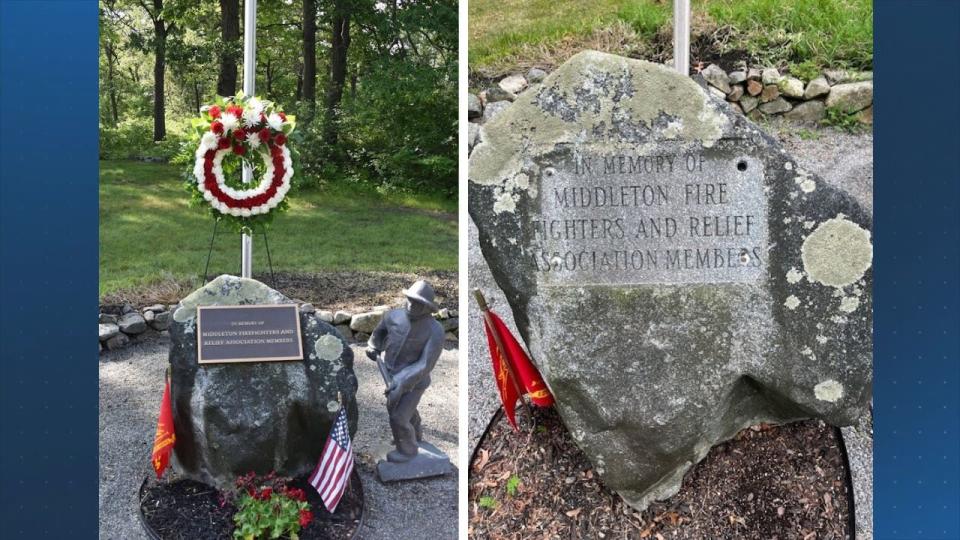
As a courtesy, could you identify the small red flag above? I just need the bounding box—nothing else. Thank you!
[480,306,554,429]
[151,378,176,479]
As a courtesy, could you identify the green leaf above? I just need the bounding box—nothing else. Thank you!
[478,496,497,509]
[506,474,521,496]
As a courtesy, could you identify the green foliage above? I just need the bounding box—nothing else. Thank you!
[100,118,190,161]
[705,0,873,70]
[617,1,669,38]
[505,475,521,497]
[796,128,820,141]
[230,473,311,540]
[470,0,873,74]
[821,107,864,133]
[478,496,498,509]
[100,0,457,201]
[789,59,821,82]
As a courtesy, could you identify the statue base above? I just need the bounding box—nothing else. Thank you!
[375,441,453,482]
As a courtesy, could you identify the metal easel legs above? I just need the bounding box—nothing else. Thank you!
[202,219,276,286]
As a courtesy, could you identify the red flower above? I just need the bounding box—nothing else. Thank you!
[233,128,247,141]
[299,509,313,527]
[211,121,224,135]
[247,487,256,498]
[259,128,271,142]
[209,105,221,119]
[232,144,246,156]
[278,112,287,121]
[218,138,231,149]
[259,487,273,500]
[284,487,307,502]
[227,105,243,117]
[274,133,287,146]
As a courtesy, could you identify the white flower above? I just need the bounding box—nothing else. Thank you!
[248,136,261,149]
[221,113,239,132]
[242,102,263,127]
[267,113,283,131]
[200,132,218,150]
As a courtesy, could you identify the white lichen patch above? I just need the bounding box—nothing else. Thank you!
[786,268,804,284]
[816,335,829,344]
[800,179,816,193]
[801,216,873,288]
[327,400,340,412]
[469,51,729,190]
[839,296,860,313]
[492,191,517,214]
[804,220,816,230]
[784,162,793,171]
[662,120,684,138]
[784,295,801,310]
[314,334,343,362]
[814,380,844,403]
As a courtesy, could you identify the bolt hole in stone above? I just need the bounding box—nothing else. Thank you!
[739,249,751,265]
[737,160,748,172]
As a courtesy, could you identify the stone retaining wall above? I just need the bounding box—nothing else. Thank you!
[98,302,459,354]
[469,64,872,149]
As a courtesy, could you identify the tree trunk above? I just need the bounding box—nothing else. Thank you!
[301,0,316,108]
[217,0,240,97]
[153,19,167,141]
[105,42,119,125]
[325,1,351,145]
[193,81,201,113]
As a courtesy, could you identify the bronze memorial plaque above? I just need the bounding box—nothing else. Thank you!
[197,304,303,364]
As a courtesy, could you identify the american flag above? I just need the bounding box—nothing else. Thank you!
[309,407,354,512]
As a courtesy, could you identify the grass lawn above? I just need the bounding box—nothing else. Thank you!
[100,160,457,299]
[469,0,872,76]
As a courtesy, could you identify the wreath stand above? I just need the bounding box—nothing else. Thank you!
[202,218,276,286]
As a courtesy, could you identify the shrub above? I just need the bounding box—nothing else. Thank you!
[100,117,190,162]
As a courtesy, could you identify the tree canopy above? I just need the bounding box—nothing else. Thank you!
[100,0,458,197]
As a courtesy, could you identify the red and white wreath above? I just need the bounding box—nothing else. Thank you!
[191,95,295,218]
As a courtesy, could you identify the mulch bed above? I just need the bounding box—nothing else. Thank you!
[102,270,458,313]
[469,407,853,540]
[140,472,364,540]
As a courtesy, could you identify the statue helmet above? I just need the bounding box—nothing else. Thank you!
[403,280,438,312]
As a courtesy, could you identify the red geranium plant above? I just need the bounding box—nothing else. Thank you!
[228,471,313,540]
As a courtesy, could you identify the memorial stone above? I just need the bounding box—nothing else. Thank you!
[469,51,872,510]
[168,275,358,489]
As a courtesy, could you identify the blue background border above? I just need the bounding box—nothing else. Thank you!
[0,1,100,538]
[0,0,958,538]
[873,1,960,538]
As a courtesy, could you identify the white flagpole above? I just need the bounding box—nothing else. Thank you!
[240,0,257,278]
[673,0,690,76]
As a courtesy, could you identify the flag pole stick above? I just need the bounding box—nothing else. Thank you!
[673,0,691,76]
[240,0,257,278]
[473,289,534,429]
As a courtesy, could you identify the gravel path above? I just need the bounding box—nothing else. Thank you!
[467,125,874,536]
[99,335,459,539]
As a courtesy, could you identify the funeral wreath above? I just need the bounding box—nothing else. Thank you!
[185,93,296,231]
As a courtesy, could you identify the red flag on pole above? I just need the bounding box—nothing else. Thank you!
[476,290,554,430]
[152,377,176,479]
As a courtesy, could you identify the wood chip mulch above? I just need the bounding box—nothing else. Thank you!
[139,473,363,540]
[469,407,853,540]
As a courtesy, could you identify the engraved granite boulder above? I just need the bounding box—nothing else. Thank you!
[469,51,872,510]
[168,275,358,489]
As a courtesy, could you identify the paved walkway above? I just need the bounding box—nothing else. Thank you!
[99,336,459,539]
